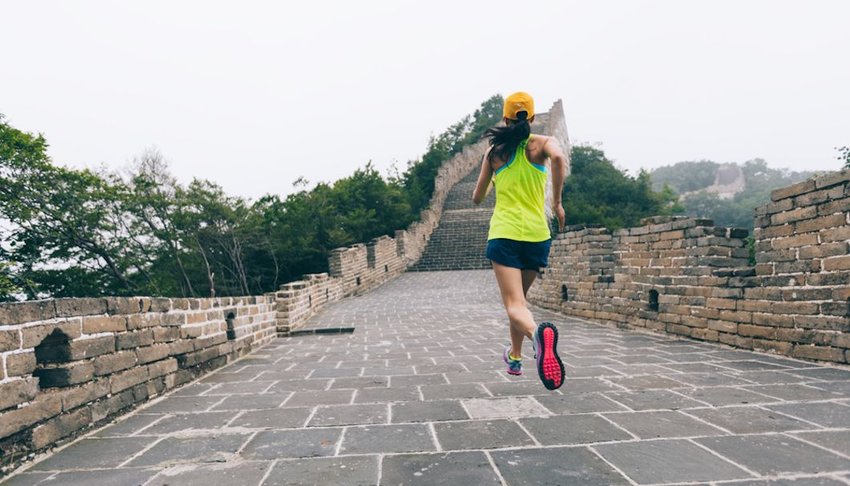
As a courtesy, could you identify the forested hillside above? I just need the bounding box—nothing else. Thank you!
[0,96,503,301]
[650,160,818,230]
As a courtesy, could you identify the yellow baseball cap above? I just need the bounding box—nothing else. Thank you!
[503,92,535,120]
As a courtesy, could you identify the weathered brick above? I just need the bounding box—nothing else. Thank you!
[93,351,137,376]
[770,206,817,225]
[707,320,737,333]
[104,297,143,315]
[774,260,822,274]
[82,315,127,334]
[109,366,149,394]
[752,339,793,354]
[34,361,95,388]
[792,345,844,362]
[705,298,737,310]
[0,378,40,411]
[0,395,62,439]
[68,336,116,360]
[115,330,155,350]
[149,298,172,312]
[781,288,834,301]
[51,379,110,411]
[823,255,850,272]
[817,198,850,216]
[0,329,21,352]
[126,313,163,330]
[771,302,819,315]
[738,324,777,339]
[771,179,816,202]
[30,406,92,449]
[153,327,180,343]
[795,213,846,234]
[798,242,848,260]
[135,344,171,365]
[813,169,850,190]
[21,320,83,348]
[819,225,850,243]
[770,233,819,250]
[54,298,107,318]
[6,351,36,377]
[147,358,178,379]
[0,300,56,326]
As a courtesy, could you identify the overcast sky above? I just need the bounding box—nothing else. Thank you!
[1,1,848,200]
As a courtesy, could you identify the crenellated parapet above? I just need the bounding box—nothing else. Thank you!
[0,295,277,472]
[530,169,850,364]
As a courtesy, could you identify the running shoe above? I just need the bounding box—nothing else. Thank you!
[533,322,565,390]
[503,345,522,376]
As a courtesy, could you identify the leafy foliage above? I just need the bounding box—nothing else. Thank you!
[563,145,682,229]
[0,97,500,301]
[650,160,718,193]
[837,146,850,169]
[651,159,817,231]
[403,95,503,215]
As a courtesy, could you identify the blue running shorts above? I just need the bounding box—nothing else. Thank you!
[486,238,552,271]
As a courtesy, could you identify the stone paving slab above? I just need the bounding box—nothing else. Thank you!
[4,270,850,485]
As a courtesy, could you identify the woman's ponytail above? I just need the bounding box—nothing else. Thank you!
[485,111,531,163]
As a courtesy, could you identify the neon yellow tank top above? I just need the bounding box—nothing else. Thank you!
[487,137,551,242]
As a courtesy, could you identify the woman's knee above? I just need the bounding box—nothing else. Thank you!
[505,303,529,323]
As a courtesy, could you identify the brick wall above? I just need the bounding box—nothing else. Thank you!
[0,295,276,472]
[529,169,850,364]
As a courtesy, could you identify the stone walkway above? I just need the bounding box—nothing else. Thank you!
[4,271,850,485]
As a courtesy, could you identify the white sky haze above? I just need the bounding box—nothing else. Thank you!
[1,0,848,199]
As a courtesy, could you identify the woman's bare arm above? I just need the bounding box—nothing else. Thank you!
[544,137,568,231]
[472,148,494,205]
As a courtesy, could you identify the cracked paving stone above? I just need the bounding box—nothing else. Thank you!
[137,411,239,435]
[339,424,435,454]
[765,402,850,428]
[227,407,312,429]
[308,403,388,426]
[391,400,469,423]
[147,461,271,486]
[491,447,629,485]
[462,397,549,420]
[535,393,629,415]
[381,452,501,485]
[695,435,850,475]
[241,429,342,460]
[595,439,753,484]
[602,410,725,439]
[433,419,534,450]
[27,469,158,486]
[520,414,633,445]
[687,406,812,434]
[263,456,379,486]
[126,433,252,467]
[793,430,850,456]
[29,437,159,471]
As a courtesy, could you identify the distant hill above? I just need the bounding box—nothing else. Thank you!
[650,159,819,230]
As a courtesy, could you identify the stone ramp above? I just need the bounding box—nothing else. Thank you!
[5,271,850,485]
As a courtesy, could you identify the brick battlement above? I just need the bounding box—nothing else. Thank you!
[530,169,850,365]
[0,295,276,472]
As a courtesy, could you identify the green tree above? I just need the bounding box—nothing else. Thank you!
[563,145,681,229]
[403,95,503,215]
[837,146,850,169]
[650,160,718,193]
[0,115,145,298]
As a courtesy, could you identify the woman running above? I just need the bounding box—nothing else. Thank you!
[472,92,567,390]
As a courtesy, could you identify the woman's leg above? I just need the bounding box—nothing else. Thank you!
[506,269,538,356]
[493,262,537,358]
